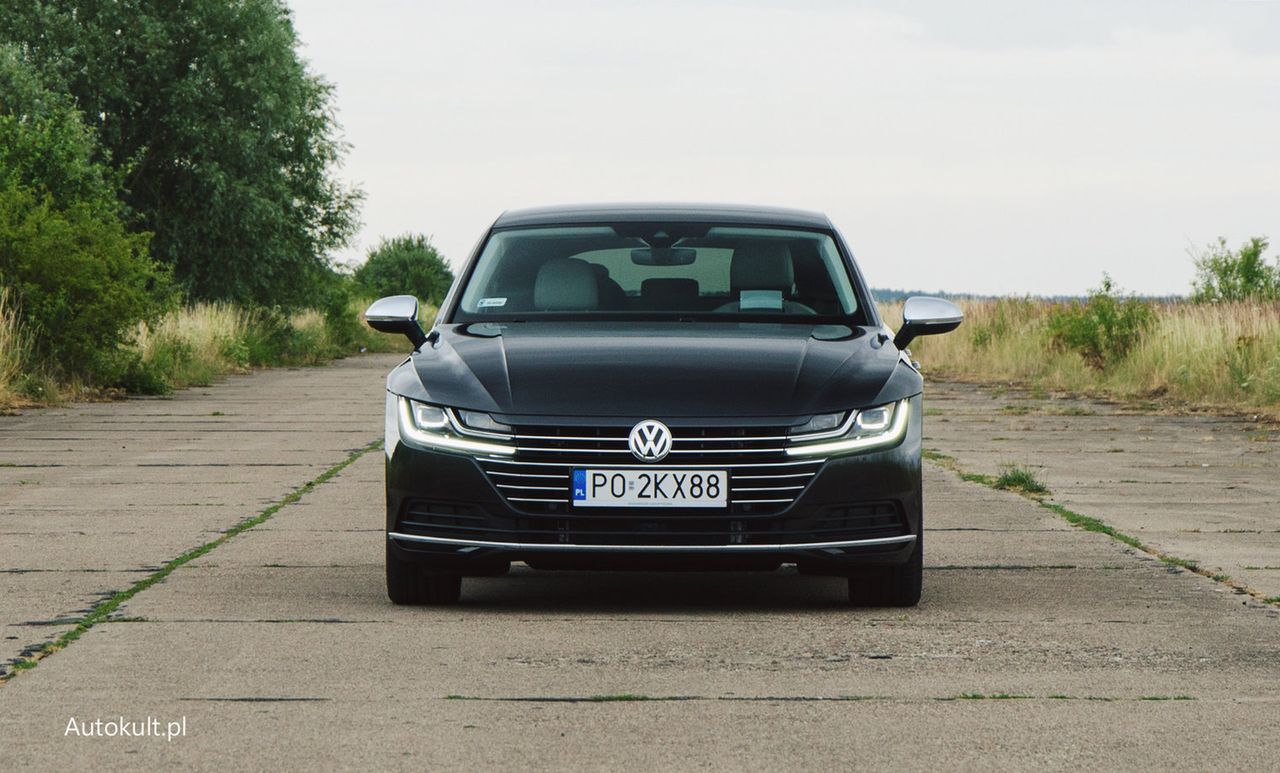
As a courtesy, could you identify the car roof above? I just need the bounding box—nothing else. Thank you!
[492,202,832,230]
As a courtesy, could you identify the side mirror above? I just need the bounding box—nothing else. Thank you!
[893,296,963,350]
[365,295,428,349]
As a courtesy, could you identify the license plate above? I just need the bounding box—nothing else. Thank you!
[572,468,728,508]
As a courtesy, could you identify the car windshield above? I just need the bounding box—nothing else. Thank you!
[452,224,864,323]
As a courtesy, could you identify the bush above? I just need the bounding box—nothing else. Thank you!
[354,234,454,306]
[1046,275,1154,370]
[0,47,170,384]
[115,347,183,395]
[1191,237,1277,302]
[0,182,168,382]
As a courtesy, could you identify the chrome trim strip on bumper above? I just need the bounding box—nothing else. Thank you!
[387,532,917,553]
[480,458,826,469]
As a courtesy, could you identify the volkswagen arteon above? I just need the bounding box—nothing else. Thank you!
[366,204,962,606]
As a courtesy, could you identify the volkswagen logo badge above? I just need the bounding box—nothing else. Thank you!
[628,420,672,463]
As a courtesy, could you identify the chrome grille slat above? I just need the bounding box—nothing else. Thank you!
[481,458,824,469]
[479,422,823,516]
[513,434,790,443]
[515,447,636,454]
[514,447,783,455]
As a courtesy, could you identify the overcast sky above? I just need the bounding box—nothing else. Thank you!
[289,0,1279,296]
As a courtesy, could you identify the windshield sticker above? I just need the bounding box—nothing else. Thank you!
[739,290,783,311]
[477,297,507,308]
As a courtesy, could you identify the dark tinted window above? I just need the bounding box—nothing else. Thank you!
[455,224,860,321]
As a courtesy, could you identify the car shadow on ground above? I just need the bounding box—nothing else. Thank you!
[448,565,858,613]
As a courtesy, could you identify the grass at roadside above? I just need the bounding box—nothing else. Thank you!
[123,298,410,393]
[0,288,28,405]
[0,297,421,406]
[881,299,1280,412]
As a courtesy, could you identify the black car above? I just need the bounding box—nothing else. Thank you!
[365,203,962,606]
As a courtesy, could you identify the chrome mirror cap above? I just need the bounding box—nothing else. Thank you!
[894,296,964,350]
[365,295,428,349]
[365,294,420,323]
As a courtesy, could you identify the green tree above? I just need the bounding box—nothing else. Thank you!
[0,46,167,381]
[0,46,118,211]
[1191,237,1278,302]
[355,234,454,306]
[3,0,361,307]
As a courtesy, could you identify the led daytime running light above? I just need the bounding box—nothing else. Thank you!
[785,400,910,457]
[399,398,515,456]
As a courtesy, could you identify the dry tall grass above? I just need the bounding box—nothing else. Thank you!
[0,294,421,406]
[0,288,30,402]
[883,299,1280,408]
[132,302,252,371]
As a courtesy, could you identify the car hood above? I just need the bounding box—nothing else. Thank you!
[393,322,916,419]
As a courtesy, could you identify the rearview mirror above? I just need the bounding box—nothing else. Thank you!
[893,296,963,350]
[631,247,697,266]
[365,295,428,349]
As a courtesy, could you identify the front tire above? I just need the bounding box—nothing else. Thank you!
[846,530,922,607]
[386,542,462,605]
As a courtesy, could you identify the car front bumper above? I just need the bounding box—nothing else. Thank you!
[384,396,922,573]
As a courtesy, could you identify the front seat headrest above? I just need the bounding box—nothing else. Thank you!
[730,241,794,293]
[534,258,599,311]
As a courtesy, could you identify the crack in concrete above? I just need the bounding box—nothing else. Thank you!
[0,568,152,574]
[134,463,315,468]
[180,697,331,702]
[107,618,391,624]
[0,440,381,683]
[927,565,1090,571]
[442,693,1207,704]
[923,453,1279,607]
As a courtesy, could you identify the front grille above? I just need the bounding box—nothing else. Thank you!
[477,422,824,516]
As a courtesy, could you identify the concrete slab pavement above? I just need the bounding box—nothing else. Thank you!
[2,454,1277,770]
[0,354,401,669]
[924,381,1280,600]
[2,364,1278,770]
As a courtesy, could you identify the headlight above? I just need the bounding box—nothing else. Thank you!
[411,402,449,431]
[456,409,512,435]
[785,400,910,457]
[788,411,849,438]
[398,397,515,456]
[854,405,892,433]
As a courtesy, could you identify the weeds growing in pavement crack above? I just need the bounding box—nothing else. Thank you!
[993,466,1050,496]
[924,447,1277,606]
[0,440,382,683]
